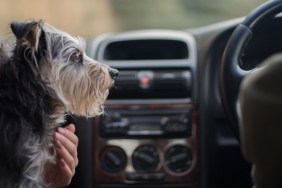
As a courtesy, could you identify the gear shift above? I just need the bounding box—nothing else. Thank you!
[239,53,282,188]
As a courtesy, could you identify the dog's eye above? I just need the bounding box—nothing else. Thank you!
[70,50,83,63]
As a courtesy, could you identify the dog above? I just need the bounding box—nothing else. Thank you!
[0,20,118,187]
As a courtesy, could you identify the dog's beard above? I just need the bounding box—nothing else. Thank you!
[43,59,113,117]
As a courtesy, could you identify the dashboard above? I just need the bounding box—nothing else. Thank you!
[89,30,197,188]
[69,16,282,188]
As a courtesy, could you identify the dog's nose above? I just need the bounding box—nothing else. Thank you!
[109,68,118,79]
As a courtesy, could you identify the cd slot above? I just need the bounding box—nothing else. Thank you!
[101,110,192,138]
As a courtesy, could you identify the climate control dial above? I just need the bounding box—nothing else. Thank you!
[165,145,192,174]
[132,145,159,171]
[100,146,127,173]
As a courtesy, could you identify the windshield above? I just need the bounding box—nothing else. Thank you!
[0,0,267,38]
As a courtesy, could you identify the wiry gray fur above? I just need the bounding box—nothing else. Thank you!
[0,20,116,188]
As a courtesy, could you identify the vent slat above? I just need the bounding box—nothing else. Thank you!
[109,70,191,99]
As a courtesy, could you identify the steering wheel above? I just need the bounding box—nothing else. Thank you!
[220,0,282,138]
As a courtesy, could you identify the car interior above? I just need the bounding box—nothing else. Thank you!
[64,1,282,188]
[2,0,282,188]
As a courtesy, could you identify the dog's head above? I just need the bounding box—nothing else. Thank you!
[10,20,118,117]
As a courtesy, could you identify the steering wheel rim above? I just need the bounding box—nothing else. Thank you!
[220,0,282,138]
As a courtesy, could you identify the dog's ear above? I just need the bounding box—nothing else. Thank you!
[11,21,44,51]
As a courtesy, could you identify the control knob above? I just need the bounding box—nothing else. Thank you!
[132,145,159,171]
[165,145,192,173]
[100,146,127,173]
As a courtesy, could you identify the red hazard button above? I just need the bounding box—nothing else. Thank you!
[141,77,150,87]
[138,71,153,89]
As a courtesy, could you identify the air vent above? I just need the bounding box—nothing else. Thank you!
[109,70,191,99]
[103,39,189,60]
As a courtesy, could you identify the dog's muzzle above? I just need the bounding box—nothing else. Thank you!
[109,68,118,80]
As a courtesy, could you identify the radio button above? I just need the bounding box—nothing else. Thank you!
[162,115,191,136]
[101,114,129,136]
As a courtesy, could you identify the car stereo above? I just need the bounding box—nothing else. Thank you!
[101,109,192,138]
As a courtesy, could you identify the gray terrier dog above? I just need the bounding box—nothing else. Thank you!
[0,20,118,187]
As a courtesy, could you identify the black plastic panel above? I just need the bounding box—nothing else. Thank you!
[103,40,189,60]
